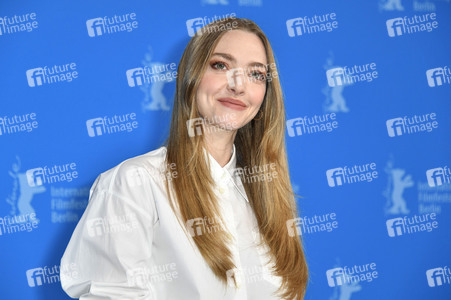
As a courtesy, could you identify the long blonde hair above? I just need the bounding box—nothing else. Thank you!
[163,17,308,299]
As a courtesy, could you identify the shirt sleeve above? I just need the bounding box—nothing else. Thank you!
[60,161,159,299]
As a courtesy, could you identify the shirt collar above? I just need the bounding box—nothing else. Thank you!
[202,144,249,203]
[202,144,237,180]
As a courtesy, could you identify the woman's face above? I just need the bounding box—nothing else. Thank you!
[195,29,268,131]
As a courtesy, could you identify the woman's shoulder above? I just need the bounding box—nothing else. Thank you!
[92,146,168,193]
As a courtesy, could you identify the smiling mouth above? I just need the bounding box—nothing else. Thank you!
[217,98,247,110]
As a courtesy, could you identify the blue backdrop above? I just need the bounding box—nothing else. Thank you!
[1,0,450,299]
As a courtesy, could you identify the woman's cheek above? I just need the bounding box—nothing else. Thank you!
[201,72,222,91]
[251,85,266,105]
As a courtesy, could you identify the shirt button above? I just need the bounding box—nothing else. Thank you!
[221,172,226,179]
[219,187,225,194]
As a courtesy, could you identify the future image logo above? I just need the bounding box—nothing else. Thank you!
[386,13,438,37]
[385,213,438,237]
[126,64,177,87]
[26,63,78,87]
[286,113,338,137]
[186,114,237,137]
[185,13,237,37]
[86,13,138,37]
[326,163,378,187]
[126,263,178,288]
[26,163,78,187]
[426,67,451,87]
[326,263,378,287]
[0,113,38,135]
[286,13,338,37]
[426,267,451,287]
[326,63,378,87]
[426,167,451,187]
[0,13,38,36]
[386,113,438,137]
[286,212,338,236]
[86,213,139,237]
[26,168,45,186]
[186,18,204,36]
[86,113,138,137]
[26,265,61,287]
[86,18,103,37]
[186,216,225,237]
[226,68,245,87]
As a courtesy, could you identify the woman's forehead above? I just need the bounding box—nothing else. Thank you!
[212,30,267,65]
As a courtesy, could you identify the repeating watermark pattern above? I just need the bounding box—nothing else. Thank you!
[0,113,38,135]
[86,113,138,137]
[386,213,438,237]
[86,213,139,237]
[286,13,338,37]
[186,114,237,137]
[126,63,177,87]
[386,13,438,37]
[59,263,79,285]
[426,66,451,87]
[158,163,178,182]
[225,64,278,87]
[226,265,278,288]
[26,162,78,187]
[0,213,39,236]
[326,163,378,187]
[26,265,61,287]
[86,13,138,37]
[326,63,378,87]
[426,266,451,287]
[231,163,278,184]
[127,263,178,289]
[50,186,89,223]
[326,263,378,287]
[287,113,338,137]
[329,259,362,300]
[286,212,338,236]
[426,166,451,187]
[0,13,38,35]
[26,63,78,87]
[127,164,178,186]
[386,112,438,137]
[186,13,237,37]
[186,216,225,237]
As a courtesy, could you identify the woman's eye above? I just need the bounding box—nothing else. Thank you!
[250,71,266,81]
[211,61,227,70]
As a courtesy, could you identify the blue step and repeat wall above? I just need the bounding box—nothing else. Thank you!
[1,0,450,299]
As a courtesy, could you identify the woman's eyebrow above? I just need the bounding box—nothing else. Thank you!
[211,52,267,69]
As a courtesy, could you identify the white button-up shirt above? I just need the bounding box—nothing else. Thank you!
[60,145,283,299]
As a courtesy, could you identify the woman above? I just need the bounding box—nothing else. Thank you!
[60,17,308,299]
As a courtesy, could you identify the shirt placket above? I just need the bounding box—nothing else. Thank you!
[228,171,284,291]
[215,169,249,300]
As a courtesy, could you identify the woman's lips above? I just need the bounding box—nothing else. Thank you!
[217,98,247,111]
